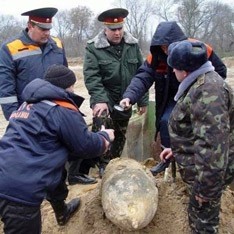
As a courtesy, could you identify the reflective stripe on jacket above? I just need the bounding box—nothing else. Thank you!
[0,29,67,120]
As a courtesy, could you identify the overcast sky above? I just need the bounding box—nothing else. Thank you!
[0,0,115,18]
[0,0,233,19]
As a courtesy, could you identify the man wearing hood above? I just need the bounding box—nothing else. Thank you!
[120,21,227,175]
[0,65,114,233]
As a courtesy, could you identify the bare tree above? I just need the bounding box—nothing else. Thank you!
[175,0,234,55]
[0,1,233,58]
[68,6,94,56]
[176,0,210,37]
[205,2,234,54]
[53,6,94,57]
[0,15,23,45]
[69,6,93,41]
[114,0,158,53]
[86,15,103,39]
[53,10,72,40]
[154,0,178,21]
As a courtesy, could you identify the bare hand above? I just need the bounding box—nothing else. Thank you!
[100,125,115,153]
[119,98,132,110]
[159,148,173,162]
[137,106,147,115]
[100,125,115,142]
[93,103,109,117]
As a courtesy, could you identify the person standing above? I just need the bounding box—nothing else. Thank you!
[0,7,67,120]
[0,64,114,234]
[119,21,227,175]
[80,8,148,177]
[160,40,234,233]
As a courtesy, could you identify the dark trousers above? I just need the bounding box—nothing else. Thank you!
[158,100,177,180]
[92,116,129,159]
[68,158,96,175]
[0,199,41,234]
[92,116,129,166]
[0,169,69,234]
[159,100,176,148]
[69,116,129,175]
[46,168,68,202]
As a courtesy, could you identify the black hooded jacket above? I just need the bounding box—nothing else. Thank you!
[123,21,227,136]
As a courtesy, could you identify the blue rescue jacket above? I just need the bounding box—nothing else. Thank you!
[0,28,68,120]
[0,79,108,206]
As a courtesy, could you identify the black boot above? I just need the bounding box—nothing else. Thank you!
[68,174,97,185]
[98,164,106,178]
[97,159,109,178]
[50,198,80,226]
[150,159,171,176]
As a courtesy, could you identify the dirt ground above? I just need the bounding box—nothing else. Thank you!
[0,58,234,234]
[39,164,234,234]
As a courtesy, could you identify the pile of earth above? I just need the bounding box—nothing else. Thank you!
[39,160,234,234]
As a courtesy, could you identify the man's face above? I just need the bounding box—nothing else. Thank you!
[28,23,51,44]
[161,45,168,54]
[104,27,124,44]
[173,68,188,82]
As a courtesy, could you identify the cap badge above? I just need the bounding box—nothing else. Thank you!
[114,18,118,23]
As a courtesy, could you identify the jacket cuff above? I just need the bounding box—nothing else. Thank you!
[98,131,111,143]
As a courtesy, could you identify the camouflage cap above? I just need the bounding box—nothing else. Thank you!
[21,7,58,30]
[98,8,128,29]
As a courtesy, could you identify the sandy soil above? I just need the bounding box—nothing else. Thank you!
[0,58,234,234]
[40,164,234,234]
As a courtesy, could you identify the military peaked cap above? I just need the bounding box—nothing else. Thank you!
[98,8,128,29]
[21,7,58,29]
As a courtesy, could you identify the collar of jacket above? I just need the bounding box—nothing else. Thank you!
[87,30,138,49]
[174,61,215,101]
[21,28,55,46]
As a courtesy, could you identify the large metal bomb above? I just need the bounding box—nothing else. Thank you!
[101,158,158,231]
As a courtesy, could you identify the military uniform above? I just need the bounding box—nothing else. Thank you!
[81,8,148,176]
[167,41,234,233]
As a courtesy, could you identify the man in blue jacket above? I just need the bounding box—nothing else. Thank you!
[0,64,114,233]
[0,6,96,222]
[120,21,227,176]
[0,7,67,120]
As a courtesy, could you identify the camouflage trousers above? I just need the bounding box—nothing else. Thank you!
[92,115,129,164]
[188,192,221,234]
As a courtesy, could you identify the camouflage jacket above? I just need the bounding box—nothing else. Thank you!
[169,70,234,200]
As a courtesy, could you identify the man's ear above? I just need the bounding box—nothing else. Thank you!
[27,21,34,29]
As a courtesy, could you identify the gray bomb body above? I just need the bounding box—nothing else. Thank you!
[101,158,158,231]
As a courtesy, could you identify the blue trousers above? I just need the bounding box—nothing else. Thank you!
[159,100,176,147]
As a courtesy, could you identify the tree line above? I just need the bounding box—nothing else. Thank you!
[0,0,233,59]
